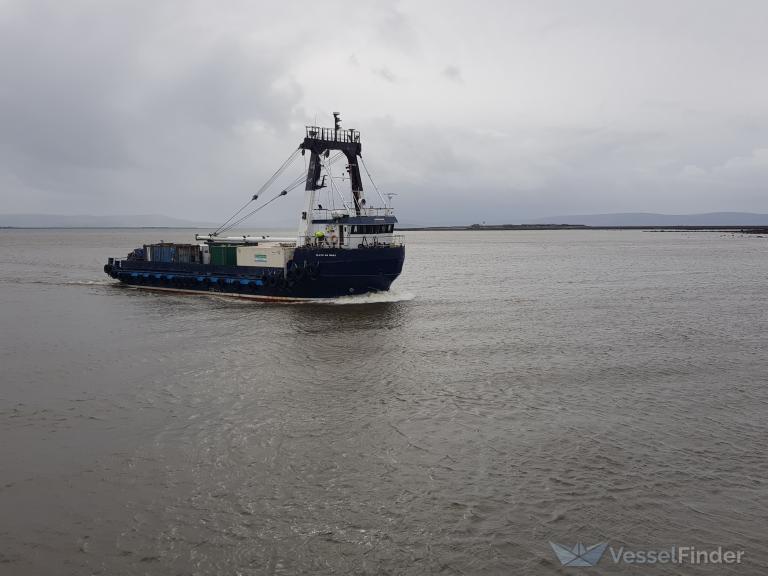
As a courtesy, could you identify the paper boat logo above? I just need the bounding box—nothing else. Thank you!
[549,541,608,567]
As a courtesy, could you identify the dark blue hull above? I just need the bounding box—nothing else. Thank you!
[105,246,405,300]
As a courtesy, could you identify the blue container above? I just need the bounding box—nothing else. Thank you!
[150,245,174,262]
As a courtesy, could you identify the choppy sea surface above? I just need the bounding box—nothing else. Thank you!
[1,228,767,575]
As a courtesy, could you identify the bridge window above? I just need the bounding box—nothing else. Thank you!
[350,224,393,234]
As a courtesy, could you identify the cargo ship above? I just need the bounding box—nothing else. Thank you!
[104,114,405,300]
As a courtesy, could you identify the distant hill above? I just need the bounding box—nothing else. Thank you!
[0,213,217,228]
[525,212,768,226]
[4,211,768,229]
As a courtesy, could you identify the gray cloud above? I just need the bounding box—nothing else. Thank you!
[375,5,419,55]
[0,0,767,225]
[442,65,462,83]
[372,66,398,84]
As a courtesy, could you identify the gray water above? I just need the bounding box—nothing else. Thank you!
[1,228,766,575]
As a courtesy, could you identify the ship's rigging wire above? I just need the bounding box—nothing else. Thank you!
[322,155,348,212]
[212,147,300,236]
[213,146,371,235]
[360,156,388,207]
[218,189,290,234]
[217,171,306,234]
[320,156,336,210]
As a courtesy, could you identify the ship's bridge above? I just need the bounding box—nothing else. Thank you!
[309,207,395,223]
[296,113,403,249]
[302,211,402,249]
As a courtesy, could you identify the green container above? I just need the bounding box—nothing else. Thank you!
[210,245,237,266]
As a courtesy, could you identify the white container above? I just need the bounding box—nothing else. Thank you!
[199,244,210,265]
[236,244,294,268]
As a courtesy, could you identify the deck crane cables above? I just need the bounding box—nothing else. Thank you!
[216,189,289,234]
[360,156,388,207]
[317,151,357,211]
[216,171,308,235]
[212,147,301,236]
[322,155,348,211]
[215,150,349,235]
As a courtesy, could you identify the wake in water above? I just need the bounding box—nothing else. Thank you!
[25,278,417,305]
[61,279,114,286]
[306,290,416,305]
[205,289,416,306]
[5,278,114,286]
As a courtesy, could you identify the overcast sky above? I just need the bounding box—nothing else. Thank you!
[1,0,767,225]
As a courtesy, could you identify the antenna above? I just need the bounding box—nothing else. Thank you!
[333,112,341,140]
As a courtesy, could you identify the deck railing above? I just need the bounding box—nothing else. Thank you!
[310,207,395,220]
[305,126,360,143]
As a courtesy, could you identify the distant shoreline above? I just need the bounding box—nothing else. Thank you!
[0,227,296,232]
[2,224,767,233]
[399,224,768,232]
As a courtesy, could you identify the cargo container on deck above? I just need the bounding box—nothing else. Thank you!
[210,245,237,266]
[145,243,202,264]
[236,244,294,268]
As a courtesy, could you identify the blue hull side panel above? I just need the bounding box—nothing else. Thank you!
[106,246,405,299]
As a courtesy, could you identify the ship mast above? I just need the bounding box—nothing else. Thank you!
[297,113,364,241]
